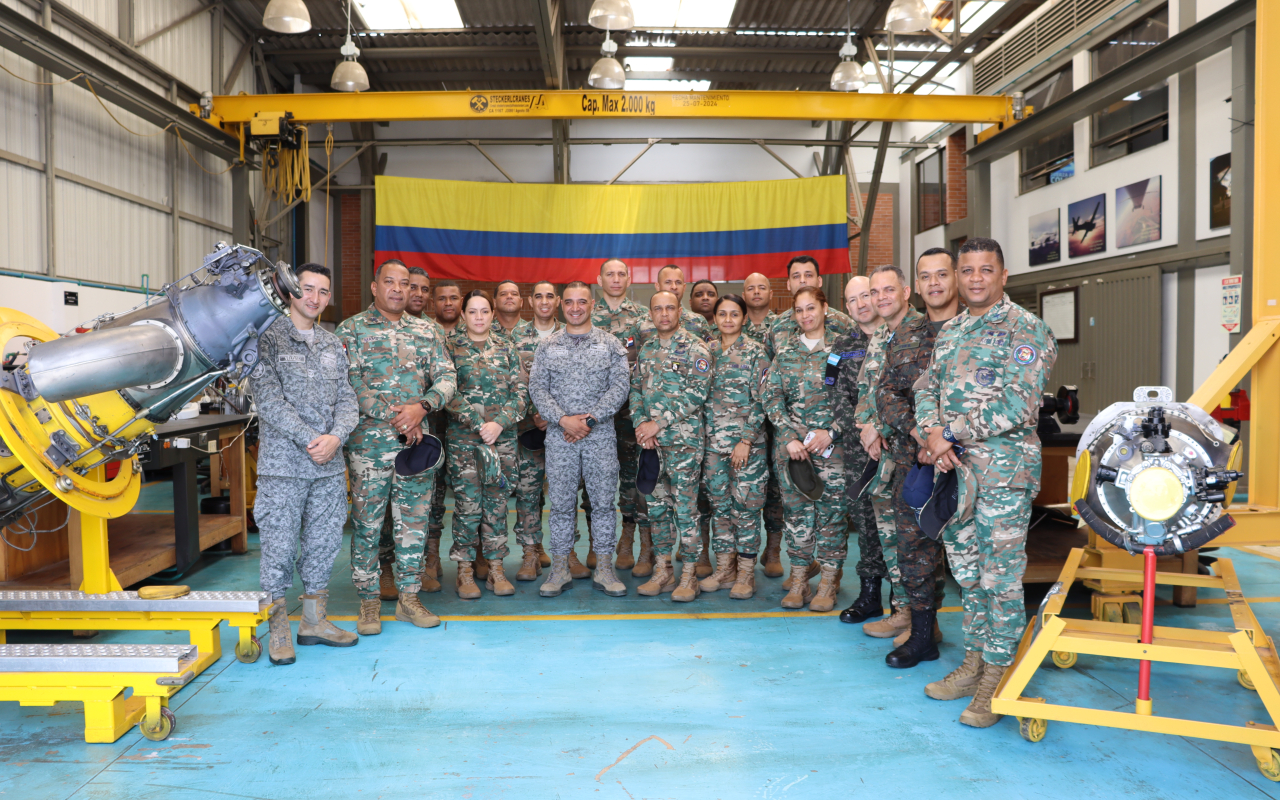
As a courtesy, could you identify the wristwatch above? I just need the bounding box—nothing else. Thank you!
[585,416,597,429]
[419,399,432,413]
[942,423,957,444]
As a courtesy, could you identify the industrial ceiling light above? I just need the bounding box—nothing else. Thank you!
[262,0,311,33]
[331,0,369,92]
[885,0,933,33]
[588,36,625,89]
[588,0,635,30]
[830,3,865,92]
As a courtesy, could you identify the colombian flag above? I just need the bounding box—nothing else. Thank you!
[374,175,850,284]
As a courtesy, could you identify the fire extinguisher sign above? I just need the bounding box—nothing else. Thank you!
[1221,276,1242,332]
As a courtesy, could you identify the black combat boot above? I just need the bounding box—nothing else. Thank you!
[885,607,941,669]
[839,576,884,624]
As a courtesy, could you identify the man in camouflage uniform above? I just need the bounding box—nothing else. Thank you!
[632,290,714,601]
[493,279,524,338]
[592,259,655,574]
[337,260,457,636]
[510,280,562,580]
[916,237,1057,728]
[739,272,785,576]
[874,254,960,669]
[690,279,718,326]
[252,263,359,666]
[831,276,888,625]
[424,280,463,584]
[766,256,858,358]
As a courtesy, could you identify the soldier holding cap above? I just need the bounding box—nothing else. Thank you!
[915,237,1057,729]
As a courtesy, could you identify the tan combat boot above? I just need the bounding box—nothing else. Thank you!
[395,592,441,628]
[729,556,756,600]
[423,537,441,581]
[516,544,542,581]
[356,598,382,636]
[782,559,820,590]
[864,605,911,639]
[672,562,701,602]
[894,614,943,647]
[592,558,627,597]
[699,552,737,592]
[695,529,713,578]
[486,558,515,596]
[567,549,591,579]
[473,557,490,582]
[540,554,573,597]
[780,563,815,609]
[637,554,677,596]
[808,564,842,612]
[632,526,655,577]
[959,661,1007,728]
[762,530,783,578]
[615,521,636,570]
[266,597,295,665]
[537,542,551,568]
[297,591,358,647]
[586,543,598,570]
[378,563,399,601]
[925,650,985,701]
[456,561,482,600]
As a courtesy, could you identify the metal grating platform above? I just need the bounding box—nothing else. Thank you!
[0,643,197,673]
[0,590,267,613]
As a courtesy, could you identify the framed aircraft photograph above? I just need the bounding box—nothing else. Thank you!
[1116,176,1162,248]
[1068,194,1106,257]
[1029,209,1061,267]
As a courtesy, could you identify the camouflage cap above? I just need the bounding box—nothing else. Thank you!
[920,460,976,540]
[476,443,508,490]
[787,457,824,502]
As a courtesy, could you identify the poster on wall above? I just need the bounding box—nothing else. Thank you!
[1028,209,1061,267]
[1210,153,1231,229]
[1222,275,1241,332]
[1068,194,1106,257]
[1116,176,1162,248]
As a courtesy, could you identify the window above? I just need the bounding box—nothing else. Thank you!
[1019,68,1075,193]
[1091,7,1170,166]
[917,149,945,232]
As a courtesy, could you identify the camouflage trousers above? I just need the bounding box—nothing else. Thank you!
[256,474,347,599]
[427,412,448,540]
[942,484,1032,667]
[888,457,946,613]
[546,428,619,556]
[513,441,547,548]
[868,459,902,603]
[844,445,886,580]
[701,443,767,555]
[647,443,705,560]
[775,443,849,568]
[448,437,516,563]
[762,424,784,536]
[347,446,435,600]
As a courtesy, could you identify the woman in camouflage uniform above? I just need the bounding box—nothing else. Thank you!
[445,291,527,599]
[699,295,771,599]
[763,287,850,612]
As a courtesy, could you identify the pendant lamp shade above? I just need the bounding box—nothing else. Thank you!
[263,0,311,34]
[831,60,867,92]
[588,0,634,30]
[332,35,369,93]
[885,0,932,33]
[588,57,625,89]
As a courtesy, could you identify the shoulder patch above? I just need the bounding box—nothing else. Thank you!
[695,357,710,373]
[1013,344,1037,365]
[625,335,634,349]
[975,367,997,386]
[760,365,770,386]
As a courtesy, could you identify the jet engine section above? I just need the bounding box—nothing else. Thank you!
[0,243,298,529]
[1072,386,1243,556]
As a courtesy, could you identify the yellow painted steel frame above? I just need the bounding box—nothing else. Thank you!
[0,667,183,743]
[991,548,1280,780]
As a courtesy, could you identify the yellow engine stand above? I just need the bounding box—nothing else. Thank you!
[991,547,1280,781]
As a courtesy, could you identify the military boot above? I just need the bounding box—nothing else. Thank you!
[537,542,551,568]
[395,593,441,628]
[864,605,910,639]
[423,537,441,581]
[839,576,884,624]
[925,650,985,701]
[762,530,783,578]
[297,591,358,648]
[615,521,636,570]
[886,608,940,669]
[356,598,382,636]
[473,557,490,582]
[808,565,842,613]
[959,662,1007,728]
[699,552,737,592]
[695,529,713,578]
[456,561,482,600]
[893,614,943,647]
[567,549,591,579]
[266,597,295,665]
[420,561,442,594]
[378,563,399,601]
[585,518,597,568]
[782,559,820,590]
[729,556,756,599]
[780,563,815,609]
[539,554,573,597]
[672,562,701,602]
[632,526,655,577]
[516,544,542,581]
[485,558,515,596]
[637,554,676,596]
[592,558,627,597]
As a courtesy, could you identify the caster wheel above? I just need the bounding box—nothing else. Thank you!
[1257,749,1280,782]
[1122,602,1142,625]
[1051,651,1077,669]
[1018,717,1047,743]
[1240,668,1257,691]
[235,635,262,664]
[139,707,177,742]
[1101,603,1123,624]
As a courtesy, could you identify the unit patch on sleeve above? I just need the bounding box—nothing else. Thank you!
[695,358,710,373]
[1013,345,1038,365]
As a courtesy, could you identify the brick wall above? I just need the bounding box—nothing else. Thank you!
[340,194,363,319]
[848,190,896,273]
[945,130,968,224]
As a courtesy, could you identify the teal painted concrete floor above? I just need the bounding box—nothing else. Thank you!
[3,481,1280,799]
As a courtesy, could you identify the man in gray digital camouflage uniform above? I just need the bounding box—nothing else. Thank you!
[251,263,359,666]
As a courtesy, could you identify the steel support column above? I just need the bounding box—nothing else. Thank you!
[39,0,55,278]
[1230,24,1256,350]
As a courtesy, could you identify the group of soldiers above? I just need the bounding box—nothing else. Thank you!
[249,235,1056,732]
